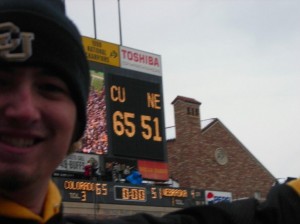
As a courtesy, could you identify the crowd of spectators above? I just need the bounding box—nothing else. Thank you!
[80,86,108,154]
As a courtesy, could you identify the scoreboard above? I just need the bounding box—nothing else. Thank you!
[81,36,167,162]
[53,177,204,208]
[105,68,166,160]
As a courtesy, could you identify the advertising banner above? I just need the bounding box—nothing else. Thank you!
[56,152,100,173]
[205,190,232,205]
[138,160,169,181]
[82,36,120,67]
[120,46,162,76]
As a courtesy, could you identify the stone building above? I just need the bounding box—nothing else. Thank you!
[166,96,275,200]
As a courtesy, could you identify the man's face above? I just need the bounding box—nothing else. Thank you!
[0,67,76,191]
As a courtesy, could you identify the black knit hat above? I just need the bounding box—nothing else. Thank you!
[0,0,90,142]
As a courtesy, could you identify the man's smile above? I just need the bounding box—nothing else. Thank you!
[0,136,38,148]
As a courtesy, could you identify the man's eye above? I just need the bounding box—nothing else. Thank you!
[39,83,71,99]
[41,84,66,93]
[36,74,71,98]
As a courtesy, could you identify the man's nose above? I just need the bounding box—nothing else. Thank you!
[4,86,41,123]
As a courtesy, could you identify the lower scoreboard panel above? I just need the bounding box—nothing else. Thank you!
[53,178,204,208]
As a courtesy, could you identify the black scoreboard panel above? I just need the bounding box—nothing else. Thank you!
[90,62,166,161]
[53,177,204,208]
[106,72,165,160]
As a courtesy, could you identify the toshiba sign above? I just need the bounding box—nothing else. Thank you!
[120,46,162,76]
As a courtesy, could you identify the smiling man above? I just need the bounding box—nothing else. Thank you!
[0,67,76,212]
[1,1,300,224]
[0,0,90,223]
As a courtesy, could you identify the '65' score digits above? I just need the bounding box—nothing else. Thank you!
[106,73,166,160]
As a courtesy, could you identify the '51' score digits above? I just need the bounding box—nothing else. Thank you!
[110,85,162,142]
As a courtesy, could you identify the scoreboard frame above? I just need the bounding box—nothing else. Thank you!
[90,61,167,161]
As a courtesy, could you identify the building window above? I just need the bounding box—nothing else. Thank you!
[187,107,199,117]
[187,107,191,115]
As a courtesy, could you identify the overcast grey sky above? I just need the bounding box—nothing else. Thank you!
[66,0,300,180]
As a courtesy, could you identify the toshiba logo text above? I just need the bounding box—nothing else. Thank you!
[120,46,162,76]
